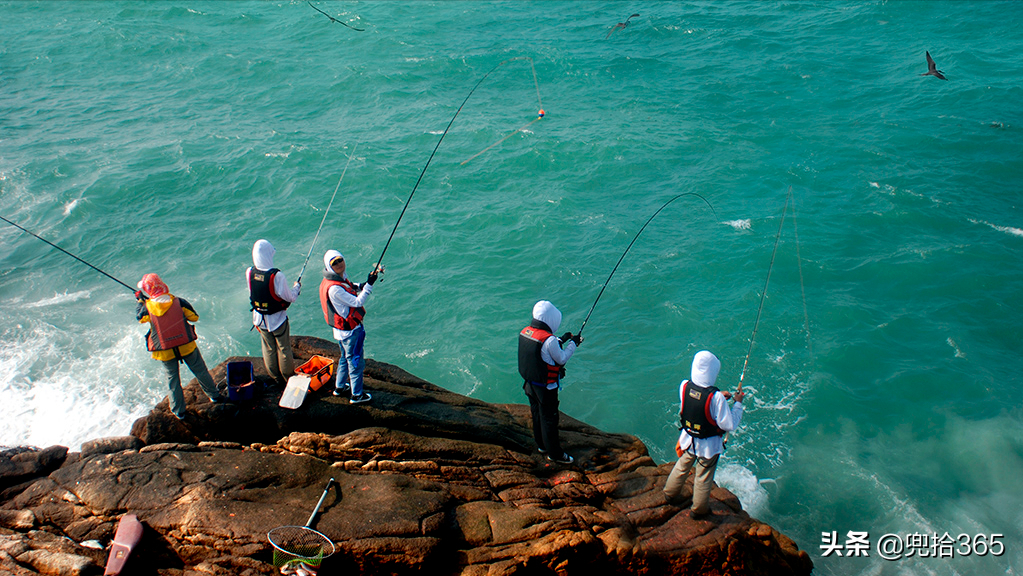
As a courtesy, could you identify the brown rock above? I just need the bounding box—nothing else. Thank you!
[0,336,812,576]
[0,446,69,491]
[79,436,143,459]
[15,549,99,576]
[0,509,36,530]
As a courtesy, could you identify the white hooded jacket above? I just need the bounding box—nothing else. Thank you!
[246,239,300,332]
[532,300,576,390]
[676,350,744,458]
[322,249,373,340]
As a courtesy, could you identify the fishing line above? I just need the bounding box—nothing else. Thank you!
[374,56,540,271]
[738,188,790,393]
[460,57,544,165]
[0,214,136,294]
[460,115,542,166]
[790,188,813,362]
[577,192,716,337]
[297,143,359,284]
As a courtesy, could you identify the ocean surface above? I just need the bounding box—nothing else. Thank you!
[2,1,1021,574]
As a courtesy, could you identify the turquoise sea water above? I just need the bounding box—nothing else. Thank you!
[2,2,1022,574]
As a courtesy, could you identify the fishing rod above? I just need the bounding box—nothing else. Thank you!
[576,192,716,337]
[374,57,540,272]
[0,214,137,294]
[737,188,790,393]
[297,143,359,284]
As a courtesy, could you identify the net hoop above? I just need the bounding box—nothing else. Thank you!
[267,525,335,569]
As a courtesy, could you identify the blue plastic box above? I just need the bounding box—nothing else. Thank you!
[226,361,255,401]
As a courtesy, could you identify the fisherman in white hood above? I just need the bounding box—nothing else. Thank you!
[246,239,302,388]
[517,300,583,464]
[662,350,745,517]
[319,249,382,404]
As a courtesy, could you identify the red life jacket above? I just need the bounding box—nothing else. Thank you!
[249,267,290,314]
[146,298,197,356]
[320,277,366,330]
[517,321,562,385]
[679,380,725,439]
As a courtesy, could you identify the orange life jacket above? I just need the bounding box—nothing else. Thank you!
[319,277,366,330]
[146,298,197,358]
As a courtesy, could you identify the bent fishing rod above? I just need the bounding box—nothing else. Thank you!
[373,57,540,273]
[0,214,137,295]
[297,142,359,284]
[737,188,791,394]
[576,192,716,337]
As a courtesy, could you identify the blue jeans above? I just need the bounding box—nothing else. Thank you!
[335,324,366,397]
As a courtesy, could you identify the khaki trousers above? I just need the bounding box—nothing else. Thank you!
[258,318,294,385]
[662,450,720,515]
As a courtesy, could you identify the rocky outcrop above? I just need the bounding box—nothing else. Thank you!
[0,335,811,575]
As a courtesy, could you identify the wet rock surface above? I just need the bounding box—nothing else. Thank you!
[0,335,811,575]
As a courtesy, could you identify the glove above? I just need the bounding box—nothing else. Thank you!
[571,333,583,346]
[293,281,301,296]
[134,290,147,302]
[367,271,378,285]
[560,332,573,343]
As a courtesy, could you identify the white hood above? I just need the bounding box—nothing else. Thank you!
[323,249,344,271]
[531,300,562,333]
[690,350,721,387]
[252,239,275,270]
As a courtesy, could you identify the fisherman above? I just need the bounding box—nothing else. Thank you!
[135,273,227,419]
[518,300,583,465]
[663,350,745,517]
[319,250,381,404]
[247,239,301,388]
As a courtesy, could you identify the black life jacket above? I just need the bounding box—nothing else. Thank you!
[249,268,290,315]
[679,380,725,439]
[518,320,562,385]
[145,298,197,356]
[320,277,366,330]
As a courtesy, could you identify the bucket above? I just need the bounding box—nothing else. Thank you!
[295,355,335,392]
[227,361,255,401]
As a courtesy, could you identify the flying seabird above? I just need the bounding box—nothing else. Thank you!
[606,13,639,39]
[921,51,947,80]
[308,1,365,31]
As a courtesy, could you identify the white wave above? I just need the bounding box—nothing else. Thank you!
[22,290,92,308]
[717,463,770,517]
[869,181,880,188]
[405,348,433,360]
[459,365,482,397]
[946,337,965,359]
[63,198,81,215]
[0,321,159,450]
[971,218,1023,237]
[724,219,751,231]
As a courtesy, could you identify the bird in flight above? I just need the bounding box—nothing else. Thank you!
[308,1,365,31]
[921,51,947,80]
[606,13,639,39]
